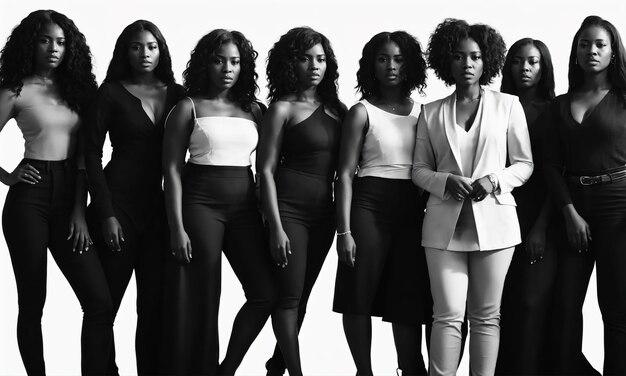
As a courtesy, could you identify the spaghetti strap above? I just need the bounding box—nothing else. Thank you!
[187,97,197,120]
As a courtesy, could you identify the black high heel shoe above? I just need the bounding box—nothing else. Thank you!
[265,357,286,376]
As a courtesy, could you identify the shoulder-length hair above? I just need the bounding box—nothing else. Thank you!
[104,20,175,85]
[0,9,97,114]
[501,38,555,100]
[356,31,427,99]
[427,18,506,86]
[183,29,258,112]
[266,26,345,119]
[568,15,626,102]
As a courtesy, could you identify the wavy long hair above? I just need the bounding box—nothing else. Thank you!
[104,20,175,85]
[356,31,427,99]
[0,9,97,114]
[183,29,258,111]
[266,26,345,118]
[501,38,555,100]
[427,18,506,86]
[568,15,626,103]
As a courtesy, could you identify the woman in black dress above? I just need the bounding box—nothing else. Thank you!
[544,15,626,376]
[84,20,184,375]
[162,29,275,376]
[257,26,345,376]
[0,9,112,375]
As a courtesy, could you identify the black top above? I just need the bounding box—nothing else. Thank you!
[279,105,340,179]
[544,88,626,208]
[85,81,185,226]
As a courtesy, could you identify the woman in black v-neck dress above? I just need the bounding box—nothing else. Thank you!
[84,20,184,375]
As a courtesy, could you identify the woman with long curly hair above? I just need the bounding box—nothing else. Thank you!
[413,19,533,375]
[0,9,112,375]
[83,20,184,375]
[161,29,275,376]
[543,15,626,375]
[496,37,560,376]
[333,31,431,376]
[257,27,346,376]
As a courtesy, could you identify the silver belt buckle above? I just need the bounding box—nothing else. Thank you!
[579,175,598,185]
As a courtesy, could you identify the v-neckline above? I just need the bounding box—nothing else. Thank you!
[568,88,611,126]
[119,82,168,127]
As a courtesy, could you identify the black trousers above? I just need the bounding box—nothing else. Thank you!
[550,179,626,376]
[87,198,167,376]
[161,165,276,376]
[2,159,112,375]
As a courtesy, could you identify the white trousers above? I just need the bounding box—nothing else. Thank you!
[425,247,514,376]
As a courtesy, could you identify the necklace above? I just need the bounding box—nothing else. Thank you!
[380,98,413,112]
[456,96,480,104]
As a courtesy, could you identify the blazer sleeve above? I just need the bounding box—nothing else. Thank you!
[84,84,116,220]
[412,106,450,200]
[493,97,534,194]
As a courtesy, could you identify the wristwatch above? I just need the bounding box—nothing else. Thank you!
[487,174,499,192]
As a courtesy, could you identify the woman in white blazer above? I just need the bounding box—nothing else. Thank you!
[412,19,533,376]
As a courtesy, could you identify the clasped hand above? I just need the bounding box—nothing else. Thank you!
[446,175,493,202]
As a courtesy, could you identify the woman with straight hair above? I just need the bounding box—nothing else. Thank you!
[333,30,431,376]
[84,19,184,375]
[161,29,276,376]
[257,26,346,376]
[413,18,533,375]
[543,15,626,376]
[0,9,112,375]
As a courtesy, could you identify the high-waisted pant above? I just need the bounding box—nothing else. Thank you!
[551,179,626,375]
[87,196,166,376]
[2,159,113,375]
[161,164,276,376]
[425,247,514,376]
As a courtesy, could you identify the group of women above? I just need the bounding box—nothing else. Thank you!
[0,8,624,376]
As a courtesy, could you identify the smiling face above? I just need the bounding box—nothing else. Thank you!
[295,43,327,89]
[127,30,160,75]
[374,41,405,88]
[34,22,65,72]
[207,42,241,91]
[576,25,613,73]
[450,37,483,88]
[511,43,542,90]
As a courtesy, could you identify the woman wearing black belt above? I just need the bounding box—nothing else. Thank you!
[543,15,626,376]
[84,20,184,375]
[161,29,275,376]
[257,26,346,376]
[0,9,112,375]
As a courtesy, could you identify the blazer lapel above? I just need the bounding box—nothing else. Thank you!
[444,92,463,172]
[471,89,488,177]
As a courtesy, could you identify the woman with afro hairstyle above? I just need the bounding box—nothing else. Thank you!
[161,29,276,376]
[543,15,626,375]
[333,31,431,376]
[412,19,532,375]
[83,20,184,375]
[257,26,346,376]
[495,37,559,376]
[0,9,112,375]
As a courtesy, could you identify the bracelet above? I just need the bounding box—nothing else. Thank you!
[337,230,352,236]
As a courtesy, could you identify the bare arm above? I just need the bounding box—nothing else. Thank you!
[256,102,290,267]
[163,99,194,263]
[335,103,368,267]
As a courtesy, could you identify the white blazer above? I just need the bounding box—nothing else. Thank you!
[412,89,533,251]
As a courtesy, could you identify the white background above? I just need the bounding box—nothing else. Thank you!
[1,0,624,374]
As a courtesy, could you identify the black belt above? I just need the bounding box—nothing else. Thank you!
[567,167,626,186]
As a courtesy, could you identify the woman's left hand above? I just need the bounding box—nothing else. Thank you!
[68,211,92,254]
[469,176,493,201]
[525,225,546,264]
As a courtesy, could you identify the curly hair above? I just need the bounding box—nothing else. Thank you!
[266,26,345,118]
[501,38,555,100]
[0,9,97,114]
[568,15,626,103]
[104,20,175,85]
[356,31,427,99]
[183,29,258,112]
[427,18,506,86]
